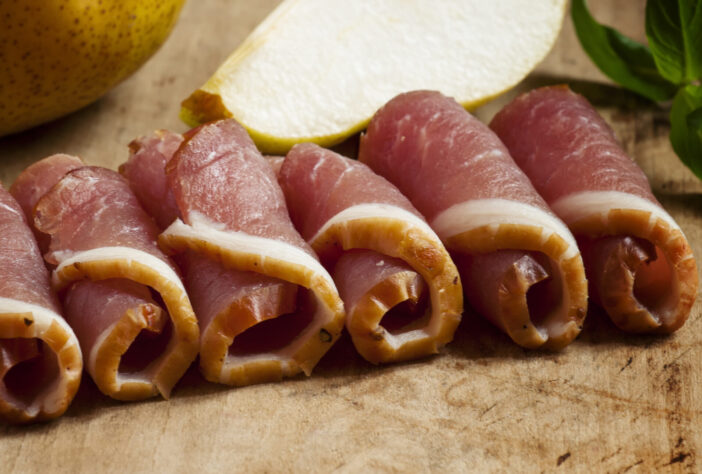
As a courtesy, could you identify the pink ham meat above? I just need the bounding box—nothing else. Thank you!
[62,279,168,377]
[490,86,698,332]
[455,250,562,336]
[122,130,318,386]
[151,120,345,384]
[123,130,183,229]
[278,144,462,363]
[0,187,81,422]
[11,156,198,401]
[359,90,588,350]
[10,154,83,252]
[333,251,428,339]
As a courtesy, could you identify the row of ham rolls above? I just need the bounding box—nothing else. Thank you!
[121,121,461,368]
[1,85,696,423]
[360,88,696,340]
[11,156,199,402]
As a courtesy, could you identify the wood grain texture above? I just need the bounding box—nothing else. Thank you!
[1,1,700,472]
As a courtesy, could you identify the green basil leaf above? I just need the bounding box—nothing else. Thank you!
[687,106,702,129]
[646,0,702,85]
[670,85,702,178]
[572,0,677,101]
[606,31,677,90]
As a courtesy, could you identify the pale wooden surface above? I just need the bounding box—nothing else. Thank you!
[1,1,701,472]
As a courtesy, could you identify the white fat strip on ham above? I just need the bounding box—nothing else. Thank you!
[431,198,580,261]
[431,199,581,341]
[52,247,186,294]
[161,212,338,368]
[551,191,682,235]
[310,202,451,346]
[310,203,439,249]
[165,212,334,289]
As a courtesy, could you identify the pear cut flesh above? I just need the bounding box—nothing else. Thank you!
[181,0,566,154]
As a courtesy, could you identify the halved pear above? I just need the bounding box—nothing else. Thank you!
[181,0,566,154]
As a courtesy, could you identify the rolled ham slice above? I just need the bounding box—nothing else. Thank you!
[359,90,588,350]
[153,120,345,384]
[0,187,81,423]
[11,156,199,400]
[278,144,462,363]
[490,85,698,332]
[122,131,308,386]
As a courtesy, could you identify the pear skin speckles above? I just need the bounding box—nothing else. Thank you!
[0,0,185,136]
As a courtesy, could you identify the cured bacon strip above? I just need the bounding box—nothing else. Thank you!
[155,120,345,384]
[12,158,198,400]
[490,86,698,332]
[0,187,81,422]
[278,144,462,363]
[359,90,587,349]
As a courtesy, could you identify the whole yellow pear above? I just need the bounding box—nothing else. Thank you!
[0,0,185,137]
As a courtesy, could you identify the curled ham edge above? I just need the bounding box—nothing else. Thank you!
[306,204,461,363]
[271,150,462,363]
[551,190,696,332]
[51,246,198,399]
[12,156,199,401]
[0,298,81,422]
[430,198,584,347]
[158,211,344,382]
[333,250,431,360]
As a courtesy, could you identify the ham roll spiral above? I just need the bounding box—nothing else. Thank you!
[490,86,698,333]
[129,121,345,385]
[277,144,462,363]
[11,156,199,401]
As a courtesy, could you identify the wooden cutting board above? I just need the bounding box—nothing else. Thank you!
[1,1,700,472]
